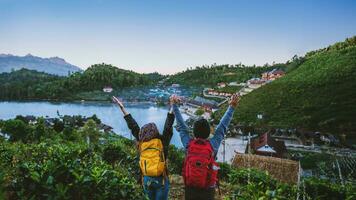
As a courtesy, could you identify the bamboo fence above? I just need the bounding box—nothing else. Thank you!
[232,154,300,184]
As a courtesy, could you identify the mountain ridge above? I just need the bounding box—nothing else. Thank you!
[0,53,82,76]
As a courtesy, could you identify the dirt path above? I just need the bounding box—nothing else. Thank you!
[168,175,233,200]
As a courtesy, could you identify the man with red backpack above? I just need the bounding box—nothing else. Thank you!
[170,94,239,200]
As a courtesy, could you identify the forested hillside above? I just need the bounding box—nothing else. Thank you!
[0,69,64,99]
[0,64,163,100]
[166,64,287,87]
[215,36,356,134]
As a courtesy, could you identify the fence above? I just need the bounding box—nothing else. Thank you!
[232,154,300,184]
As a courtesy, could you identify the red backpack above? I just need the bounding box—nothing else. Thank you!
[182,139,219,189]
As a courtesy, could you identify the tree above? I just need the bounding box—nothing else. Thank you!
[33,118,48,141]
[2,119,32,142]
[89,115,101,124]
[53,119,64,132]
[80,119,100,147]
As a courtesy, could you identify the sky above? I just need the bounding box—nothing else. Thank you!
[0,0,356,74]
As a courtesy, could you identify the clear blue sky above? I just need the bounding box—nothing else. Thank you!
[1,0,356,74]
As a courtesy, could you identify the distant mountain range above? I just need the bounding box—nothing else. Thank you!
[0,54,82,76]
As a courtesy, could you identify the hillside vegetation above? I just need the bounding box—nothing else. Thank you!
[166,64,286,87]
[215,36,356,133]
[1,116,354,199]
[0,69,63,99]
[0,64,163,100]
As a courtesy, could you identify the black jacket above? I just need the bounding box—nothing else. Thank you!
[123,112,175,159]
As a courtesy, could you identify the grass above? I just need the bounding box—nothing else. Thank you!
[215,86,243,94]
[215,44,356,134]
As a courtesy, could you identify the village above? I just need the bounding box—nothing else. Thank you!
[168,68,356,184]
[101,67,354,159]
[85,67,356,185]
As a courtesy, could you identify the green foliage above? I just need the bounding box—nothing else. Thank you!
[0,116,145,199]
[0,115,353,199]
[0,141,144,200]
[79,119,101,147]
[69,63,159,92]
[0,68,63,100]
[215,39,356,133]
[214,85,242,94]
[0,170,5,199]
[102,139,139,177]
[292,150,356,183]
[1,119,32,142]
[285,55,305,73]
[0,115,188,199]
[218,162,232,181]
[304,177,356,200]
[293,151,334,170]
[166,64,283,87]
[194,107,205,116]
[0,63,163,100]
[167,146,185,175]
[306,36,356,58]
[53,118,65,133]
[226,168,297,200]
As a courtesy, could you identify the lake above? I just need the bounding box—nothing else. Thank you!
[0,101,188,148]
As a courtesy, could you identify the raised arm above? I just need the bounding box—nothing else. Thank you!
[123,114,140,141]
[113,96,140,140]
[210,94,239,154]
[162,106,175,147]
[171,95,191,149]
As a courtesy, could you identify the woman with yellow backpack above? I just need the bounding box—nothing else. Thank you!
[112,96,174,200]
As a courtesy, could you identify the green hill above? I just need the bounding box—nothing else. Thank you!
[0,69,63,99]
[166,64,287,87]
[0,64,163,100]
[215,36,356,134]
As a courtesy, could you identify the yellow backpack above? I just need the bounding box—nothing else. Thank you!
[139,138,166,177]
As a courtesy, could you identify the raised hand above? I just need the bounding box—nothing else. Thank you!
[229,94,240,108]
[170,94,181,105]
[112,96,129,115]
[112,96,124,108]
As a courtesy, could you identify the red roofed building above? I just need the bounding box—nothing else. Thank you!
[245,132,287,158]
[262,69,285,81]
[271,70,285,79]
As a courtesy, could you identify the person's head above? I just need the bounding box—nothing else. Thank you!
[139,123,159,142]
[193,118,210,139]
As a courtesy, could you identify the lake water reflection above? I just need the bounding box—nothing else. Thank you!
[0,101,186,148]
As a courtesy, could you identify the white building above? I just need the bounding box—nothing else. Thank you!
[103,87,113,93]
[217,82,227,88]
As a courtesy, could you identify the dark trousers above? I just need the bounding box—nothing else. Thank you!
[184,187,215,200]
[143,176,169,200]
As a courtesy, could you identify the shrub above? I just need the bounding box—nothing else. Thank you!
[304,177,356,200]
[218,162,232,181]
[102,140,139,175]
[1,142,145,199]
[1,119,32,142]
[167,146,185,175]
[227,168,297,200]
[194,107,205,116]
